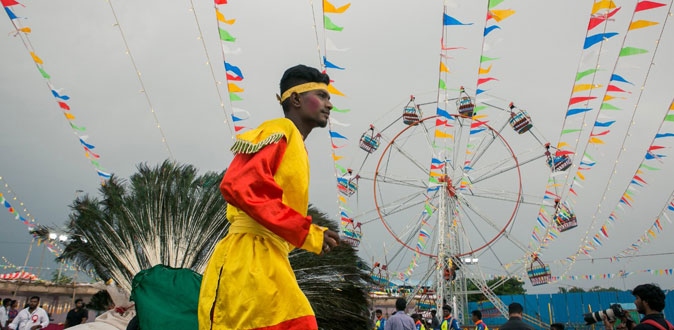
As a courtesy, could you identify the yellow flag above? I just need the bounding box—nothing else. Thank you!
[327,84,345,96]
[636,170,643,174]
[338,196,346,203]
[623,193,633,202]
[30,52,43,64]
[20,27,31,33]
[332,154,343,161]
[629,20,658,30]
[592,0,616,14]
[557,142,569,148]
[216,9,236,24]
[429,171,443,177]
[323,0,351,13]
[64,113,75,120]
[440,62,449,73]
[490,9,516,22]
[573,84,602,93]
[603,95,616,101]
[434,129,454,139]
[576,171,585,180]
[670,101,674,110]
[589,137,604,144]
[472,115,488,120]
[228,82,244,93]
[478,65,492,74]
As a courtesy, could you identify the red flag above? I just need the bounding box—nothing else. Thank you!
[607,85,629,93]
[470,121,488,128]
[648,145,665,151]
[214,0,227,4]
[234,126,245,132]
[570,188,577,196]
[436,119,447,126]
[569,96,596,105]
[1,0,22,6]
[588,7,620,30]
[58,102,70,110]
[431,164,445,170]
[477,77,498,85]
[591,130,610,136]
[226,73,242,81]
[555,150,574,156]
[635,1,666,12]
[633,175,647,184]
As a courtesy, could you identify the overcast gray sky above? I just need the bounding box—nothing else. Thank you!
[1,0,673,293]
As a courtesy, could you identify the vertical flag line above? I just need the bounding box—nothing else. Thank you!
[2,7,110,183]
[186,0,235,140]
[309,0,325,70]
[105,0,174,159]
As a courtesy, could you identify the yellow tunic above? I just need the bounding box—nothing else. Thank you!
[198,118,326,330]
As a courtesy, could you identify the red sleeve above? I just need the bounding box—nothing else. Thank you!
[220,139,312,248]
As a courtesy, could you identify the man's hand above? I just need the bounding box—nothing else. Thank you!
[322,230,339,254]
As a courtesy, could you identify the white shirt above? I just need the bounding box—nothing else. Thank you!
[8,307,49,330]
[0,305,8,327]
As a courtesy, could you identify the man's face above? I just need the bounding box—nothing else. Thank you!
[634,295,647,314]
[28,298,38,309]
[472,315,478,323]
[76,301,84,308]
[298,89,332,128]
[443,309,450,318]
[376,312,382,319]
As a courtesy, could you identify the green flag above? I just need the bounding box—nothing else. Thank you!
[335,163,347,174]
[229,92,243,101]
[665,114,674,122]
[619,47,648,57]
[640,164,660,170]
[70,123,86,131]
[324,16,344,31]
[488,0,504,9]
[424,203,433,216]
[332,106,351,113]
[38,67,50,79]
[561,129,581,135]
[439,79,447,89]
[601,103,621,110]
[480,56,499,62]
[429,177,440,184]
[219,28,236,42]
[576,69,600,81]
[474,105,487,112]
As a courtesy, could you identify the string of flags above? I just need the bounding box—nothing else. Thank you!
[2,0,111,183]
[214,0,251,134]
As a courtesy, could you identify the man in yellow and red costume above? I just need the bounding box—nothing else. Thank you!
[198,64,340,330]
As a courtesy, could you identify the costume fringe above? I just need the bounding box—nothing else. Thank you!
[230,133,284,155]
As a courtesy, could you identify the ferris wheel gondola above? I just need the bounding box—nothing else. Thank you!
[527,256,551,286]
[554,199,578,232]
[359,125,381,153]
[508,102,533,134]
[545,143,572,172]
[456,87,475,117]
[337,169,359,197]
[402,95,423,125]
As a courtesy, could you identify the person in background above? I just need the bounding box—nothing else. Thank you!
[7,301,18,329]
[64,299,88,328]
[604,284,671,330]
[375,309,387,330]
[0,298,10,329]
[430,310,440,330]
[550,323,564,330]
[440,305,460,330]
[472,310,488,330]
[384,298,414,330]
[412,314,426,330]
[499,303,534,330]
[8,296,48,330]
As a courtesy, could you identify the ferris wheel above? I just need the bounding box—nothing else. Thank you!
[338,88,579,321]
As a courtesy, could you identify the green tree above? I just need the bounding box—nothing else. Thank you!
[467,277,526,301]
[49,270,73,285]
[44,161,371,330]
[558,286,586,293]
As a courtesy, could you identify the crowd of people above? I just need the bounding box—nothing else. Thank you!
[373,284,671,330]
[0,296,87,330]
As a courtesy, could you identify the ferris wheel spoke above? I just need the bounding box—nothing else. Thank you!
[360,174,429,190]
[455,195,529,252]
[354,189,429,223]
[461,187,554,207]
[380,194,438,219]
[467,152,546,185]
[464,120,510,172]
[378,134,432,176]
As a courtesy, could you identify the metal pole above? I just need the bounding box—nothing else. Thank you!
[56,260,64,284]
[71,269,79,305]
[436,181,447,311]
[36,241,47,280]
[14,238,35,298]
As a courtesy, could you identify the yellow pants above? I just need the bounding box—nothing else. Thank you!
[198,218,317,330]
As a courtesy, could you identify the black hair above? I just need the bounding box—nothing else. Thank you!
[2,298,11,307]
[632,283,665,312]
[279,65,330,113]
[551,323,565,330]
[29,296,40,302]
[375,309,382,314]
[75,298,83,304]
[472,310,482,319]
[395,298,407,311]
[431,309,437,315]
[508,302,523,314]
[443,305,452,312]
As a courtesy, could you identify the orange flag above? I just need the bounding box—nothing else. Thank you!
[30,52,43,64]
[440,62,449,72]
[216,9,236,25]
[228,83,244,93]
[327,84,345,96]
[323,0,351,13]
[629,20,658,30]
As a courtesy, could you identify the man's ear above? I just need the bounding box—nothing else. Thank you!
[290,93,302,108]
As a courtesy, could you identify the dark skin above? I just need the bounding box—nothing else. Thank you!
[64,300,87,327]
[28,298,41,330]
[284,88,339,254]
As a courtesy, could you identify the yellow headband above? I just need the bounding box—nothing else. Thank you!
[278,82,329,103]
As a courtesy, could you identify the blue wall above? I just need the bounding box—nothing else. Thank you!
[468,290,674,327]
